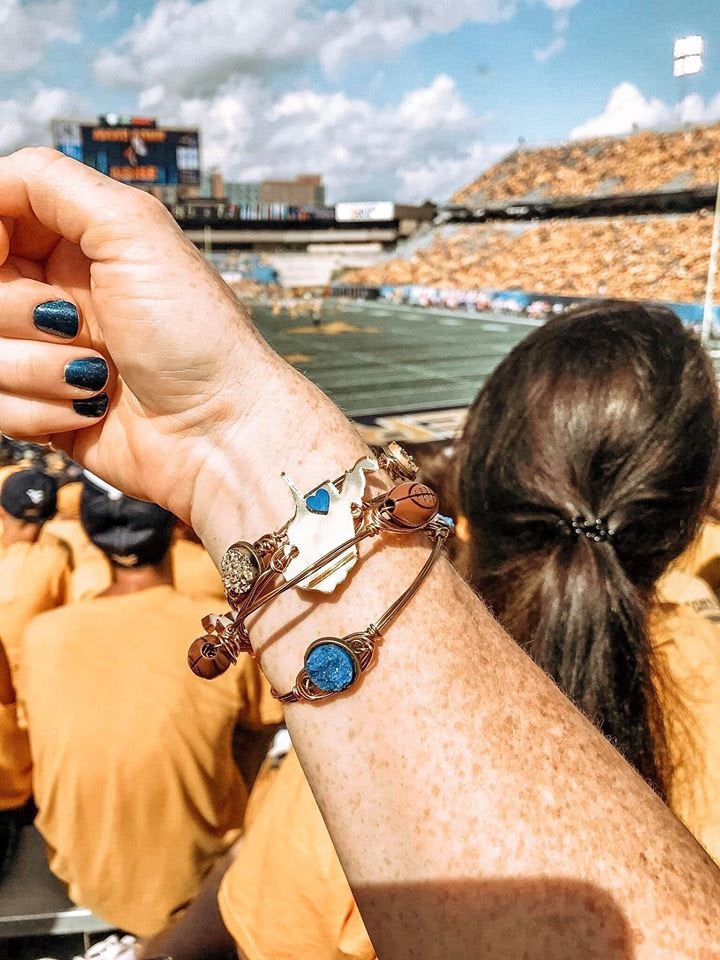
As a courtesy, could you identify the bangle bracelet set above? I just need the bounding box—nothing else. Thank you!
[187,443,454,704]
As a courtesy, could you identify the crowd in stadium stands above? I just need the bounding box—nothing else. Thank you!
[342,212,715,304]
[452,122,720,206]
[344,123,720,308]
[0,441,281,942]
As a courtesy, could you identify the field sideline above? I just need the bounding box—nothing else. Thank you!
[250,299,541,423]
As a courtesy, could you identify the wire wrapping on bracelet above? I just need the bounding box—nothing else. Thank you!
[187,443,453,703]
[273,517,450,703]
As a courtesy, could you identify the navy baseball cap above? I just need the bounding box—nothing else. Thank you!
[1,470,58,523]
[81,472,176,567]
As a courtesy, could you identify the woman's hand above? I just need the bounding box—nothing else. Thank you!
[0,147,276,526]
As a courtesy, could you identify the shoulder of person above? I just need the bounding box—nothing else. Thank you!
[655,569,719,609]
[42,533,72,563]
[23,597,96,645]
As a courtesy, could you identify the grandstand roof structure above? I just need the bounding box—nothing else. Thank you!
[452,123,720,211]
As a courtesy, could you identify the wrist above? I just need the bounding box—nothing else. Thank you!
[189,356,368,565]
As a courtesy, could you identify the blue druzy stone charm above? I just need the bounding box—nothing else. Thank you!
[306,641,357,693]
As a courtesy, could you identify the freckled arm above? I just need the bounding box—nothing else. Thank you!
[198,365,720,960]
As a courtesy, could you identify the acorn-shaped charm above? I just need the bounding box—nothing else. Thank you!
[187,636,234,679]
[380,481,439,531]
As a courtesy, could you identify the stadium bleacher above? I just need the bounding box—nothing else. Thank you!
[452,122,720,207]
[342,123,720,306]
[341,212,714,304]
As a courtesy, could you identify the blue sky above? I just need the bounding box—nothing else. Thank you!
[1,0,719,201]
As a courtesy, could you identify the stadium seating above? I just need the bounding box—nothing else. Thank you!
[452,122,720,207]
[341,212,715,304]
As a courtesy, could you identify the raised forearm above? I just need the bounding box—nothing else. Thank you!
[194,354,720,957]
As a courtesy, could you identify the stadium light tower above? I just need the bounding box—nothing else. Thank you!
[673,34,704,77]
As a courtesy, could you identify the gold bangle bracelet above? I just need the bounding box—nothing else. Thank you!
[273,518,450,703]
[187,444,453,697]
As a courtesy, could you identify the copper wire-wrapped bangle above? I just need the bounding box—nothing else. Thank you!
[187,443,453,701]
[273,515,450,703]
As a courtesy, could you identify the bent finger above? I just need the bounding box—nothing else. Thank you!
[0,338,112,400]
[0,389,109,440]
[0,148,175,254]
[0,272,83,342]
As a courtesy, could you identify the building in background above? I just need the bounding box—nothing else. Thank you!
[260,175,325,206]
[198,172,325,207]
[226,181,263,206]
[199,174,262,206]
[51,115,201,202]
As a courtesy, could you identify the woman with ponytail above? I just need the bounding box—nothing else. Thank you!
[458,301,720,854]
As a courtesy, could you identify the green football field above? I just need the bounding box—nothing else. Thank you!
[250,298,720,444]
[250,299,539,419]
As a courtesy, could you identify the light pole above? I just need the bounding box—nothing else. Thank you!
[701,175,720,343]
[672,36,717,340]
[673,34,704,87]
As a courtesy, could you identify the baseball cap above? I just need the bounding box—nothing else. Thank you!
[81,473,176,567]
[0,470,58,523]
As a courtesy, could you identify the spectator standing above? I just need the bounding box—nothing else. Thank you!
[0,637,31,881]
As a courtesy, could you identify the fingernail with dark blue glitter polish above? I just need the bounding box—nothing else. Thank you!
[64,357,108,392]
[33,300,79,339]
[73,394,109,418]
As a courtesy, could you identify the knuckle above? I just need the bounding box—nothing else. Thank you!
[135,190,169,219]
[13,146,64,169]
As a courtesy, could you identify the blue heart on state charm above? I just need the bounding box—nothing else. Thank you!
[305,487,331,514]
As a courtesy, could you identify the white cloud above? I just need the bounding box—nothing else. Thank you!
[570,82,720,140]
[318,0,516,75]
[0,0,78,73]
[533,35,565,62]
[0,86,90,153]
[541,0,578,9]
[92,0,516,94]
[152,73,501,202]
[93,0,314,95]
[397,139,512,201]
[96,0,119,21]
[532,0,578,64]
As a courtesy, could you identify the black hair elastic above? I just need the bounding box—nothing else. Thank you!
[558,515,614,543]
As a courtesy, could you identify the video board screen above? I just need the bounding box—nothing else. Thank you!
[52,118,200,186]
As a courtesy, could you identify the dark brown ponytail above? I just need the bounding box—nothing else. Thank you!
[458,302,720,798]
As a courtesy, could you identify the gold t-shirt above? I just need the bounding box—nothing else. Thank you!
[0,540,69,686]
[652,570,720,864]
[218,749,376,960]
[69,537,224,603]
[172,539,225,600]
[23,585,282,936]
[673,520,720,594]
[0,701,31,811]
[56,481,83,519]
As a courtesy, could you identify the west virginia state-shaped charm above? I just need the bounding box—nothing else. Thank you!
[282,455,377,593]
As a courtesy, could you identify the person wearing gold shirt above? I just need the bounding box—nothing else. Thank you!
[0,469,69,689]
[22,477,282,936]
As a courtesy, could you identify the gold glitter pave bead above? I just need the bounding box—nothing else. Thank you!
[220,541,261,604]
